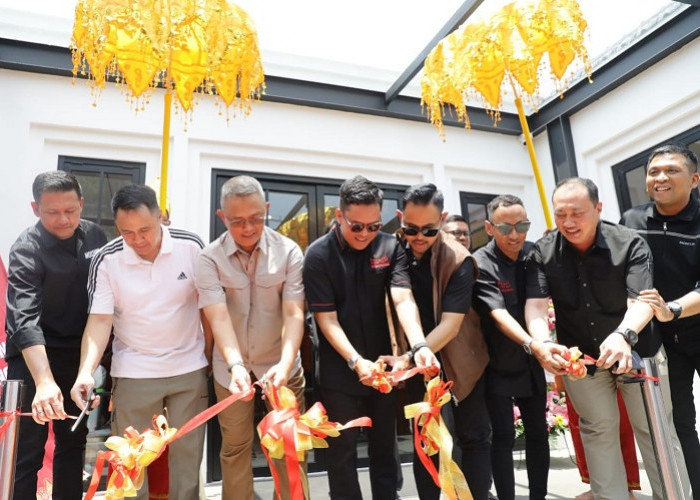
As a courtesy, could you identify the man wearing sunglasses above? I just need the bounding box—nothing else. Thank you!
[303,175,439,500]
[471,195,549,500]
[384,183,490,500]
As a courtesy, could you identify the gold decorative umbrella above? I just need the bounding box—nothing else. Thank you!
[71,0,265,209]
[422,0,591,229]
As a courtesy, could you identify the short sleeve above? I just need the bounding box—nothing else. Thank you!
[303,244,336,312]
[87,252,115,314]
[473,262,506,313]
[442,259,475,314]
[282,243,305,302]
[389,241,411,289]
[525,244,549,299]
[194,250,227,309]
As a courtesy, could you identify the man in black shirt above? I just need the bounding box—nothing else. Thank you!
[621,144,698,496]
[303,175,439,500]
[473,195,548,500]
[5,171,107,499]
[390,183,489,500]
[524,177,663,499]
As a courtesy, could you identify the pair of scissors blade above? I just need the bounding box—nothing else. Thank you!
[71,388,96,432]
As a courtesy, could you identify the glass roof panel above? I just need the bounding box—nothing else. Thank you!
[0,0,689,112]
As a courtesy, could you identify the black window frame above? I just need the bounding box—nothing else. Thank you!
[612,125,700,214]
[58,155,146,237]
[458,191,497,252]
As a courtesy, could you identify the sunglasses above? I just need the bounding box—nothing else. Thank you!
[446,230,469,238]
[342,215,383,233]
[402,225,441,237]
[491,220,531,235]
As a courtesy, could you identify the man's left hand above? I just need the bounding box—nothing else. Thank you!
[413,346,440,377]
[597,332,632,374]
[263,362,293,388]
[637,289,674,322]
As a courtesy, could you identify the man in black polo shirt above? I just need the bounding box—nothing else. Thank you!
[524,177,663,499]
[621,144,699,497]
[389,183,489,500]
[5,171,107,499]
[303,175,439,500]
[473,194,548,500]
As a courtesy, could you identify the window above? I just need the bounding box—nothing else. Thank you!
[459,191,497,251]
[209,170,406,246]
[58,156,146,239]
[612,126,700,214]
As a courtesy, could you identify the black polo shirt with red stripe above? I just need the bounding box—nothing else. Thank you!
[303,225,411,395]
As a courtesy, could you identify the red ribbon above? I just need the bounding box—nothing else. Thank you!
[257,383,372,500]
[84,387,255,500]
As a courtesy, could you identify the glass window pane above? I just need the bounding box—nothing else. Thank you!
[625,165,650,208]
[72,170,133,240]
[267,191,310,251]
[380,198,400,235]
[468,203,489,250]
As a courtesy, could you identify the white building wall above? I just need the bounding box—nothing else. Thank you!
[565,36,700,222]
[0,68,542,259]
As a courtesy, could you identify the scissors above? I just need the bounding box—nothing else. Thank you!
[71,387,96,432]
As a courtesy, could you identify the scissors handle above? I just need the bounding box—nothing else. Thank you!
[71,387,96,432]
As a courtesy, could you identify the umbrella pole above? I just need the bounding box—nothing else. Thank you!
[159,92,172,211]
[514,97,553,230]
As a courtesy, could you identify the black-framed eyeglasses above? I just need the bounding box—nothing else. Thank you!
[446,229,469,238]
[491,220,531,235]
[402,223,441,237]
[342,215,383,233]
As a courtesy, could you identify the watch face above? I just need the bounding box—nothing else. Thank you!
[625,329,638,346]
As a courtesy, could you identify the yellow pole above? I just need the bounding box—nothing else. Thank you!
[159,92,172,211]
[514,97,553,229]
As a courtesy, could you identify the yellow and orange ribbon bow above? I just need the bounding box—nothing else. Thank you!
[257,383,372,500]
[360,362,439,393]
[84,387,255,499]
[404,376,473,500]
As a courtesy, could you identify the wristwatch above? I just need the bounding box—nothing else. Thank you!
[407,342,429,362]
[522,339,535,356]
[667,301,682,321]
[347,354,362,371]
[614,328,638,347]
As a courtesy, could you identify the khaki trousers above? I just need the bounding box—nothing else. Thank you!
[214,369,308,500]
[112,367,208,500]
[564,363,667,500]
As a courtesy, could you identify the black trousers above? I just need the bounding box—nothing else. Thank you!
[486,390,549,500]
[7,348,88,500]
[665,342,700,497]
[408,376,492,500]
[321,386,398,500]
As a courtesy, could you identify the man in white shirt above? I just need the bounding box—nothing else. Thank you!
[71,184,210,500]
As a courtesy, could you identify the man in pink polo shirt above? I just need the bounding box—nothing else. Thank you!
[71,184,209,500]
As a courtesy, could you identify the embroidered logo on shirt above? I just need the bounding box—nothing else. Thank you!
[177,272,188,280]
[370,256,391,269]
[84,248,99,259]
[497,280,514,293]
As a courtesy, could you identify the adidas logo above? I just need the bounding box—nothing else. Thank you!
[177,272,188,280]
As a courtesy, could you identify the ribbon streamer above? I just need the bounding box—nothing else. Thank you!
[84,387,255,500]
[404,377,472,500]
[257,383,372,500]
[563,347,659,382]
[360,364,437,393]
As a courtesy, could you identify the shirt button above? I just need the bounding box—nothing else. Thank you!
[589,322,594,326]
[582,283,587,287]
[586,303,590,307]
